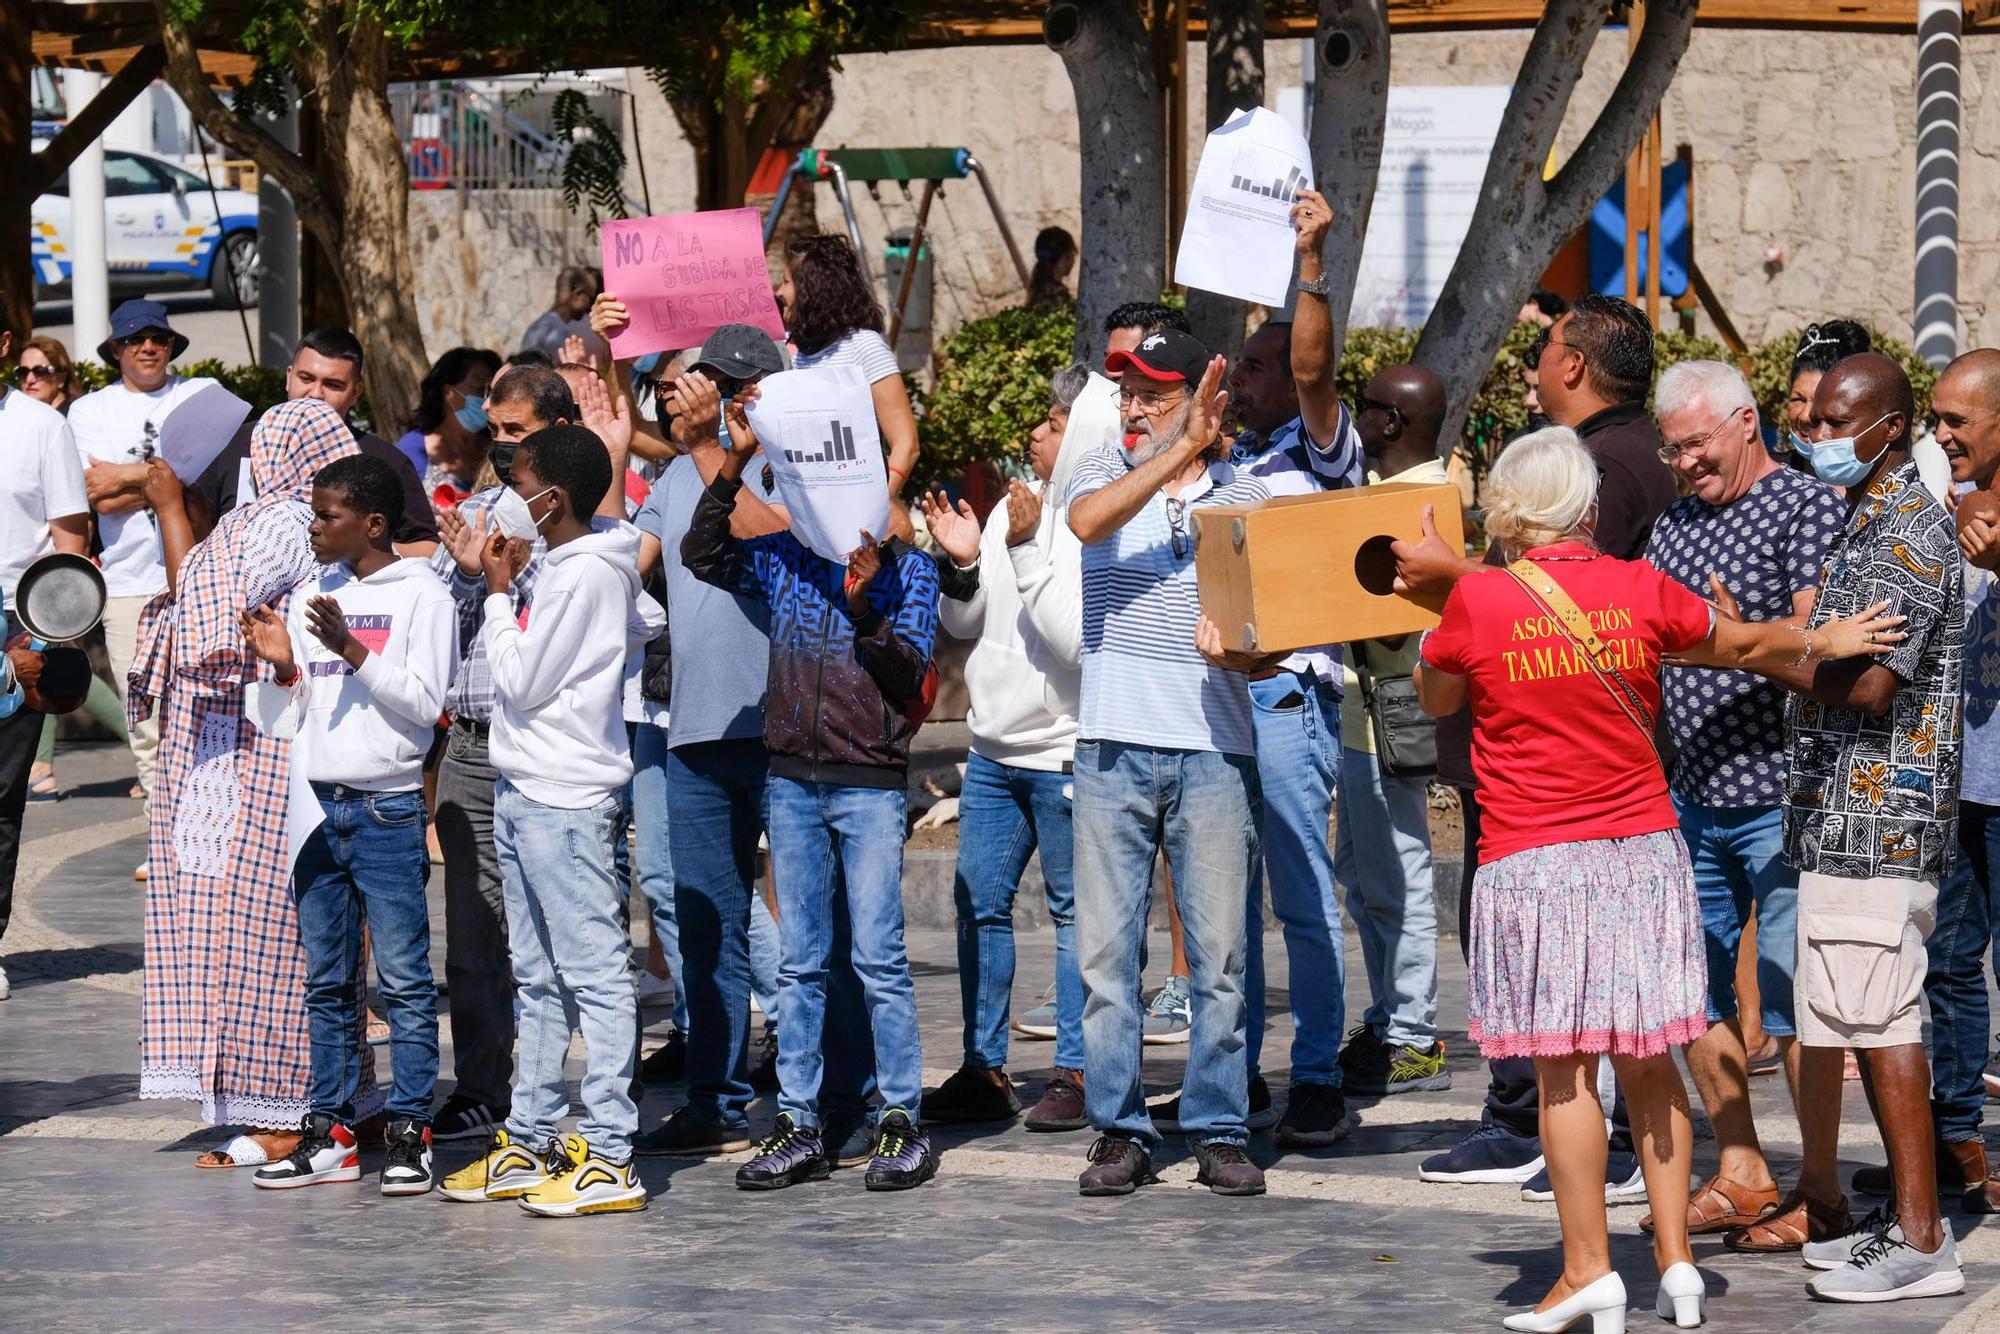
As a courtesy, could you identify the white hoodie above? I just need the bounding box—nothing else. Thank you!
[288,557,458,791]
[940,373,1121,772]
[482,519,666,808]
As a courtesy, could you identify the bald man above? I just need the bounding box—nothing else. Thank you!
[1328,365,1453,1099]
[1752,352,1967,1302]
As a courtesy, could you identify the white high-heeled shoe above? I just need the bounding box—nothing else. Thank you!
[1502,1271,1628,1333]
[1654,1262,1704,1328]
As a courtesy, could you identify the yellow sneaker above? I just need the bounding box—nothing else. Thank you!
[438,1130,556,1202]
[515,1134,648,1217]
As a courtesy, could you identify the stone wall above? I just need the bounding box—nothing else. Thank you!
[407,188,602,356]
[613,28,1993,356]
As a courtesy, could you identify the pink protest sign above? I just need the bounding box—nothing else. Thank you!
[599,208,787,360]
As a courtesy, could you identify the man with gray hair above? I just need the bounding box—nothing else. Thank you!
[919,363,1121,1133]
[1645,359,1846,1249]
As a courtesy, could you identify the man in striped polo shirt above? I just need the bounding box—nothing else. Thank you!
[1066,327,1273,1199]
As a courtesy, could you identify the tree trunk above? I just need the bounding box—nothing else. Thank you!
[1413,0,1697,448]
[671,54,831,222]
[1308,0,1389,369]
[155,0,428,418]
[0,0,33,344]
[1046,0,1166,368]
[760,59,838,261]
[1184,0,1263,359]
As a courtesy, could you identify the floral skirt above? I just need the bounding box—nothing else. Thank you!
[1468,829,1709,1060]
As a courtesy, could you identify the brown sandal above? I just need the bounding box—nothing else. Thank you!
[1640,1172,1782,1235]
[1723,1190,1851,1252]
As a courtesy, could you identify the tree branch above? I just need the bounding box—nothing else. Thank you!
[1547,0,1699,215]
[1309,0,1388,368]
[151,0,334,243]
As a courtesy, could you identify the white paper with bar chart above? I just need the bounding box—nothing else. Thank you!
[743,365,892,560]
[1174,105,1315,308]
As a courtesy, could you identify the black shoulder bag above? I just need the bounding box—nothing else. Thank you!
[1349,640,1438,778]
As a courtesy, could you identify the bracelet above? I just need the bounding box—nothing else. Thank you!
[1786,622,1816,668]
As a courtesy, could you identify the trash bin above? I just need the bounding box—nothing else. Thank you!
[882,227,934,373]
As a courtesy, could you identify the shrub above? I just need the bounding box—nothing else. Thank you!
[75,358,291,414]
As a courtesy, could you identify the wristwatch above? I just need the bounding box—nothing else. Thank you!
[1296,274,1332,298]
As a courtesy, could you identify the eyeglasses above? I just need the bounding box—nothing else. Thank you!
[1166,496,1190,559]
[1658,406,1750,464]
[1118,387,1188,416]
[1357,394,1403,426]
[119,332,175,350]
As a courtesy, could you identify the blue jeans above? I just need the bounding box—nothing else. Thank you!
[1927,800,2000,1142]
[292,784,437,1122]
[1334,745,1440,1048]
[1673,797,1797,1035]
[495,778,638,1160]
[954,752,1083,1071]
[632,723,688,1032]
[1244,671,1344,1086]
[766,776,918,1127]
[1074,739,1258,1150]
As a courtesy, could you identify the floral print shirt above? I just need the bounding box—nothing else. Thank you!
[1784,460,1964,881]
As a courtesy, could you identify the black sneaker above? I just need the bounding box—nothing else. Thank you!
[822,1110,877,1169]
[1191,1139,1267,1196]
[923,1064,1023,1124]
[1336,1024,1390,1088]
[431,1095,506,1144]
[864,1109,937,1191]
[380,1118,434,1196]
[1151,1074,1277,1133]
[636,1102,754,1156]
[748,1027,780,1094]
[1078,1134,1155,1196]
[1273,1082,1351,1148]
[734,1113,830,1190]
[638,1029,688,1084]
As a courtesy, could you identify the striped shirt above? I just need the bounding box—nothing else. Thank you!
[1067,447,1272,755]
[791,329,901,384]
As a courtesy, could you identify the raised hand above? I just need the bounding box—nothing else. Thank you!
[439,505,489,577]
[920,489,981,565]
[590,291,630,343]
[664,372,722,448]
[1003,478,1043,547]
[576,368,634,464]
[238,604,297,679]
[141,457,185,514]
[304,594,362,666]
[844,529,884,614]
[1290,186,1333,260]
[480,527,518,595]
[1181,354,1231,456]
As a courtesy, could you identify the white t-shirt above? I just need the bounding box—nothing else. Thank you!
[66,376,191,598]
[0,389,88,612]
[791,329,901,384]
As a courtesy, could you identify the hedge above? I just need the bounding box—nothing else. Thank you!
[913,302,1939,493]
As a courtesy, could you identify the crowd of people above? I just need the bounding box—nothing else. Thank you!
[2,183,1998,1320]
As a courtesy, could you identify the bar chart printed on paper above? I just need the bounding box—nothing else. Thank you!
[785,419,861,466]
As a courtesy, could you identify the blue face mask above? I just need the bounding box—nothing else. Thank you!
[454,393,488,434]
[1807,412,1893,487]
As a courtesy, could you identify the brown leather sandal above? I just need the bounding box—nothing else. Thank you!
[1640,1172,1782,1235]
[1722,1190,1851,1252]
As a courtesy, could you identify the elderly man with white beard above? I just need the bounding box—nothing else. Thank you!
[1063,328,1276,1200]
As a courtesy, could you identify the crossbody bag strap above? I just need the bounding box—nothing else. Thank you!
[1505,558,1660,756]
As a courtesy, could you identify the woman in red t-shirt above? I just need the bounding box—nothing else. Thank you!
[1415,427,1899,1332]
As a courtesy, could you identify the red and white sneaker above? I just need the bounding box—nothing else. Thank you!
[252,1113,360,1189]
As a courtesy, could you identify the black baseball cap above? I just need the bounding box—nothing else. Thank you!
[1104,327,1209,384]
[690,324,785,381]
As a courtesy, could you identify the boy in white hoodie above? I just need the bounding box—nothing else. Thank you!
[918,367,1120,1131]
[239,454,458,1195]
[440,424,665,1218]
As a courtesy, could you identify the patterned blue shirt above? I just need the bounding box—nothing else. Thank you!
[1961,554,2000,806]
[1646,467,1845,807]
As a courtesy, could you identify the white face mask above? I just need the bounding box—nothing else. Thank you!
[493,485,555,540]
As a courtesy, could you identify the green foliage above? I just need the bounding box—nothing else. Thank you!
[550,90,628,232]
[916,301,1079,493]
[642,2,916,111]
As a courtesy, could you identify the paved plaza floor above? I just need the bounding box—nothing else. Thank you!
[4,743,1998,1331]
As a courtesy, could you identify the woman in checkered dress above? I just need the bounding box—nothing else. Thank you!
[130,399,372,1164]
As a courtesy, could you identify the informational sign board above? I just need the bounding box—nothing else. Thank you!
[1347,86,1512,329]
[599,208,787,360]
[1175,106,1315,308]
[743,366,891,560]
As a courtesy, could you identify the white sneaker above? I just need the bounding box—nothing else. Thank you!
[252,1115,360,1189]
[636,969,675,1009]
[0,962,11,1000]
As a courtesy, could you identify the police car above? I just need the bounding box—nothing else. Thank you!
[30,149,259,310]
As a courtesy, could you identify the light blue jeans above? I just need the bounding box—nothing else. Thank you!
[766,776,922,1127]
[632,722,689,1032]
[1074,739,1258,1150]
[1244,670,1345,1087]
[496,778,639,1161]
[1334,744,1441,1048]
[953,752,1083,1072]
[1673,796,1797,1035]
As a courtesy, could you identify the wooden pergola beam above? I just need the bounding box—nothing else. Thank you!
[28,43,165,196]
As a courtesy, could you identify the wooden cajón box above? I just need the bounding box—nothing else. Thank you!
[1192,481,1466,653]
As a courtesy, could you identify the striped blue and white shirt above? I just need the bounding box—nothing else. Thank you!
[1067,447,1272,756]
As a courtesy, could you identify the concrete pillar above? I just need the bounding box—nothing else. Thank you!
[257,89,300,368]
[61,69,109,360]
[1915,0,1961,368]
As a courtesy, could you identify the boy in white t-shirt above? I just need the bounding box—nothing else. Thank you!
[240,454,457,1196]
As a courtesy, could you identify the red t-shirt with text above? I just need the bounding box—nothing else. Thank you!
[1421,543,1715,863]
